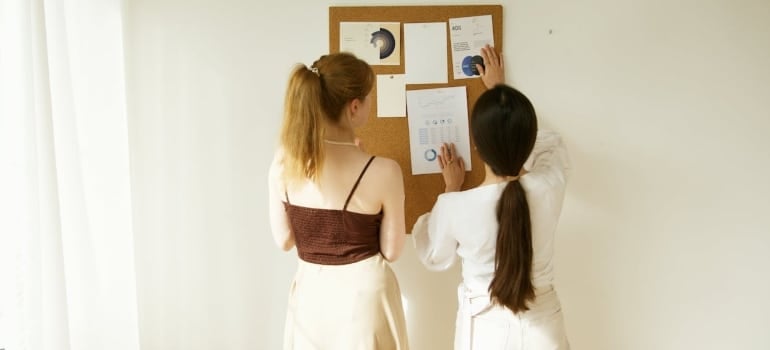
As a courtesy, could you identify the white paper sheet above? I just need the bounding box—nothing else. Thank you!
[403,22,448,84]
[406,86,472,175]
[449,15,494,80]
[340,22,400,65]
[376,74,406,117]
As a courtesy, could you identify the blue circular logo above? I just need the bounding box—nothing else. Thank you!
[461,55,484,76]
[461,56,474,76]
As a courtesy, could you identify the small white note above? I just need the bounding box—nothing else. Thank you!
[376,74,406,118]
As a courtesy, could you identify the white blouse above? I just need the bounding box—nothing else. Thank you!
[412,130,570,295]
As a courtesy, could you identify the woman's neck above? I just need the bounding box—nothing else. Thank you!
[479,164,525,186]
[324,123,355,143]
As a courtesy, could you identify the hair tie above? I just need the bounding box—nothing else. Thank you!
[310,67,320,76]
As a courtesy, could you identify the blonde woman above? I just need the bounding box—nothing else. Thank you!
[268,52,409,350]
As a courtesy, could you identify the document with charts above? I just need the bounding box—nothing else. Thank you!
[406,86,472,175]
[449,15,494,80]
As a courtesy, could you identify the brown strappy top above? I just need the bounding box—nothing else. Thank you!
[283,156,383,265]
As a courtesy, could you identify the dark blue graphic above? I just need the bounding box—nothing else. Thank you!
[461,55,485,76]
[370,28,396,59]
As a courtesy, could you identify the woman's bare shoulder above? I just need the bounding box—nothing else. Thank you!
[368,156,403,179]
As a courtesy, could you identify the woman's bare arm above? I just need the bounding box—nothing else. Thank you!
[268,151,295,251]
[376,158,406,262]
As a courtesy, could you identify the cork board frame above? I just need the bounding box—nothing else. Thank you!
[329,5,503,230]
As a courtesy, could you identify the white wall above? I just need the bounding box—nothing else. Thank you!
[125,0,770,349]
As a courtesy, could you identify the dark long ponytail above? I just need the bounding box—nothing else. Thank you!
[490,180,534,313]
[471,85,538,313]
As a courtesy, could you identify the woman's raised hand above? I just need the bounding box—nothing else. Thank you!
[477,45,505,89]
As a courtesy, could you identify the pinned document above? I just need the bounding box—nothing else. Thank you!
[404,22,448,84]
[406,86,472,175]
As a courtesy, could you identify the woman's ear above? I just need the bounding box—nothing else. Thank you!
[349,98,361,115]
[347,98,363,123]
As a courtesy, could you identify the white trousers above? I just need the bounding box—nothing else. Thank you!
[454,284,570,350]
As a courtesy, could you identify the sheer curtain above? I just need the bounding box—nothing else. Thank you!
[0,0,140,349]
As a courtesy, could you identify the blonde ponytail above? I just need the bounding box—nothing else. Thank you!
[280,65,325,183]
[279,53,375,183]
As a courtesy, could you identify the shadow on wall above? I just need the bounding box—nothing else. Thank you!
[392,242,462,350]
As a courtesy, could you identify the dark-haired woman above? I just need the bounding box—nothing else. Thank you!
[412,46,570,349]
[268,52,409,349]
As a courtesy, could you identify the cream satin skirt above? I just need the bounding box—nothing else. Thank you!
[283,254,409,350]
[455,284,569,350]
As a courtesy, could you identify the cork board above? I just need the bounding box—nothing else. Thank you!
[329,5,503,231]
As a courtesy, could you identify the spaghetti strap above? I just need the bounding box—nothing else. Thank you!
[343,156,376,211]
[284,189,290,204]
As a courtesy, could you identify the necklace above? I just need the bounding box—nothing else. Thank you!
[323,139,357,146]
